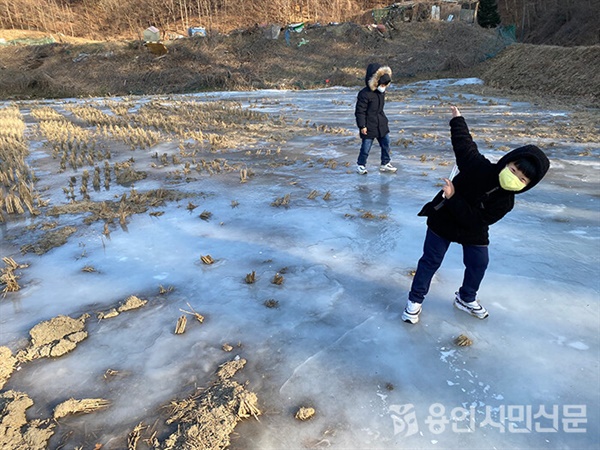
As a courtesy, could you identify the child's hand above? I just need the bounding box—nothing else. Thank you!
[450,106,461,118]
[442,178,455,199]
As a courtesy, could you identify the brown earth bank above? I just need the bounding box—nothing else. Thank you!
[0,22,598,105]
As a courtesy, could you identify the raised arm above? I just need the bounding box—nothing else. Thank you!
[449,107,487,171]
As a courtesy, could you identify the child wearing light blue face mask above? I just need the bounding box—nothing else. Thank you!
[402,106,550,324]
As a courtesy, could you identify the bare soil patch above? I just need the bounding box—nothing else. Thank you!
[1,22,503,99]
[0,22,597,106]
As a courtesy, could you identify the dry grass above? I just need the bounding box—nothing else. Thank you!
[23,99,301,238]
[245,271,256,284]
[264,299,279,308]
[0,257,29,297]
[295,406,316,421]
[199,210,212,220]
[454,334,473,347]
[272,273,284,285]
[0,21,510,99]
[53,398,110,420]
[180,302,205,323]
[271,193,291,208]
[0,106,38,221]
[155,358,259,449]
[201,255,215,265]
[128,422,145,450]
[174,315,187,334]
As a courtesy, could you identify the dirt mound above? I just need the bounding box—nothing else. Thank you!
[0,305,258,449]
[16,314,89,362]
[479,44,600,101]
[0,347,16,389]
[138,358,260,450]
[0,21,504,99]
[0,391,55,449]
[0,21,595,103]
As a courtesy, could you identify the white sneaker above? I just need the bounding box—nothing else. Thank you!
[357,165,368,175]
[454,292,489,319]
[380,163,397,173]
[402,300,422,324]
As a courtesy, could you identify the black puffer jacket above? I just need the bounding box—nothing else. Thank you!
[418,116,550,245]
[354,63,392,139]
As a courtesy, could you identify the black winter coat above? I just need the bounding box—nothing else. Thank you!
[354,63,392,139]
[418,116,550,246]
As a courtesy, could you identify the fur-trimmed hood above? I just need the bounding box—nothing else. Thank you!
[364,63,392,91]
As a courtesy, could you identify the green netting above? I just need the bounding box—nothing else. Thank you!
[498,25,517,44]
[485,25,517,59]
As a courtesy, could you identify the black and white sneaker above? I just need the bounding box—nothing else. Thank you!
[402,300,422,324]
[454,292,489,319]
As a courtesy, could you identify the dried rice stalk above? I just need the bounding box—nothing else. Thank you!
[53,398,110,419]
[175,315,187,334]
[179,302,205,324]
[454,334,473,347]
[238,391,261,419]
[97,308,119,320]
[159,285,174,295]
[118,295,147,312]
[245,271,256,284]
[271,193,290,207]
[1,257,29,296]
[128,422,145,450]
[295,406,315,421]
[272,273,284,285]
[104,369,119,379]
[201,255,214,265]
[103,222,111,238]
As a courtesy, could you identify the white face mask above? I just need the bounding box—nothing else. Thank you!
[377,86,386,93]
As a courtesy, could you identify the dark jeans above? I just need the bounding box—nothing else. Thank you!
[357,133,391,166]
[409,228,489,304]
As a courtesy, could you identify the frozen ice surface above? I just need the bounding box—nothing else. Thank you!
[1,78,598,449]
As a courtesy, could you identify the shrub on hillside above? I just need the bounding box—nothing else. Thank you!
[478,0,501,28]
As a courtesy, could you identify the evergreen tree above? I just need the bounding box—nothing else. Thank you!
[477,0,501,28]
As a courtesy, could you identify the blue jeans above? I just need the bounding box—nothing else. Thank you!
[357,133,391,166]
[409,228,489,304]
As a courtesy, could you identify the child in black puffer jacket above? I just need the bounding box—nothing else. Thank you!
[402,106,550,324]
[354,63,397,174]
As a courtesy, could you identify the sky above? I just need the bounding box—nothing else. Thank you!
[1,78,598,449]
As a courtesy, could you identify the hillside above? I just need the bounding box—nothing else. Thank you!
[0,21,599,104]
